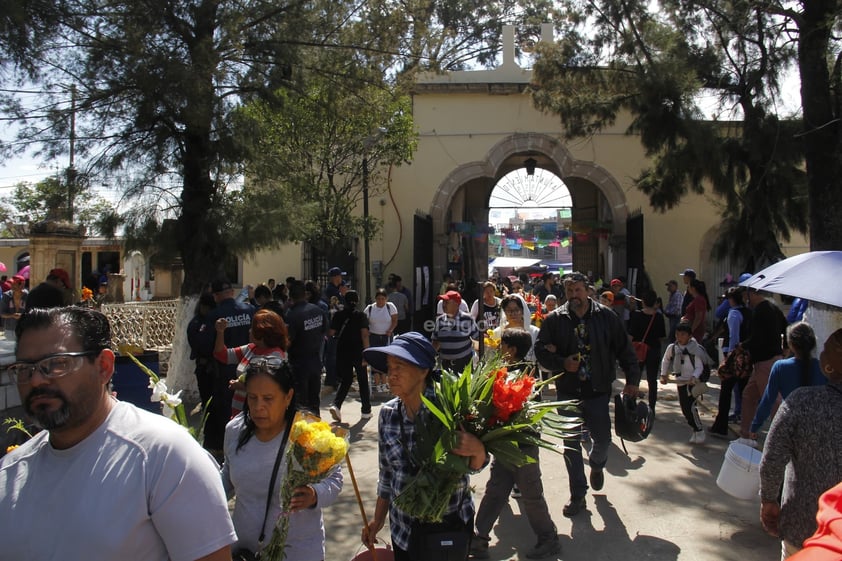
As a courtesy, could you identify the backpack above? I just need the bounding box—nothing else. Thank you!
[669,343,713,383]
[614,394,654,450]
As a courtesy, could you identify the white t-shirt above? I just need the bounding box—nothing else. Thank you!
[364,302,398,335]
[0,401,236,561]
[221,414,343,560]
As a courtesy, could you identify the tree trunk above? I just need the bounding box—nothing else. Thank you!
[799,0,842,250]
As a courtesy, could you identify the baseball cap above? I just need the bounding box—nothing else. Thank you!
[211,278,233,293]
[681,268,697,278]
[438,290,462,305]
[738,272,752,283]
[610,278,622,286]
[363,332,437,374]
[327,266,345,277]
[600,291,614,304]
[48,268,71,289]
[665,279,678,287]
[10,275,25,285]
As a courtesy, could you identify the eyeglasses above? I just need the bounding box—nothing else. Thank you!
[246,356,285,373]
[7,351,100,384]
[504,307,523,314]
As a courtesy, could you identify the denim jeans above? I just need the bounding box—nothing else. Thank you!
[556,390,611,499]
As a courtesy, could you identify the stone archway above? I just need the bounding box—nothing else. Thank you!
[429,132,630,284]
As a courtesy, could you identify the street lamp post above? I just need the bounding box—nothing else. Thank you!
[362,155,371,304]
[361,128,387,305]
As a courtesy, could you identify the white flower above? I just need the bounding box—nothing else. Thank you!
[160,390,183,419]
[149,379,168,403]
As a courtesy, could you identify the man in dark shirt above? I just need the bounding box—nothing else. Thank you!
[535,272,640,517]
[286,280,328,415]
[197,278,254,456]
[738,288,786,443]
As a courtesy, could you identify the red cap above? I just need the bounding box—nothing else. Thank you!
[11,275,25,284]
[438,290,462,305]
[49,268,71,289]
[610,278,622,286]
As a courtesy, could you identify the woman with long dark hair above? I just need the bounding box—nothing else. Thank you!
[681,279,710,343]
[749,321,826,439]
[628,290,667,412]
[222,358,342,560]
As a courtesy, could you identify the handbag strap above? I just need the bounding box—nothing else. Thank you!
[258,422,292,544]
[641,312,656,342]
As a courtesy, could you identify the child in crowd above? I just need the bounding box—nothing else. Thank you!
[660,321,707,443]
[470,328,561,560]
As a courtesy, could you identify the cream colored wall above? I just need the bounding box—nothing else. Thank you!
[243,82,806,295]
[242,244,303,287]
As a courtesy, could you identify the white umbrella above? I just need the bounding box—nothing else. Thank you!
[740,251,842,308]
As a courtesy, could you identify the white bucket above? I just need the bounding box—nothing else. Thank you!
[716,442,762,500]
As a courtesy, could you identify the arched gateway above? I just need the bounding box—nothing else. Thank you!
[429,132,630,285]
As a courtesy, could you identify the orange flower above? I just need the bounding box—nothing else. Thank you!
[491,372,534,422]
[6,445,19,454]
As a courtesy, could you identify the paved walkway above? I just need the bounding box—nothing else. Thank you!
[320,376,779,561]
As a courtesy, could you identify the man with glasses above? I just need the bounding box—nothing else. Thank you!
[535,272,640,517]
[0,307,236,560]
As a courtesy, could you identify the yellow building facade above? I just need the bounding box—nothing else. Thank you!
[243,25,807,313]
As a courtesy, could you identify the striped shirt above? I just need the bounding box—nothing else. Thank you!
[214,343,286,415]
[432,312,478,361]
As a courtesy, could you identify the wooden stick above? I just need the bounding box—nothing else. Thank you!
[346,452,377,561]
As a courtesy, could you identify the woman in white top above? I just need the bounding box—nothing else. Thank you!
[364,288,398,392]
[471,281,502,332]
[493,294,539,363]
[222,358,342,560]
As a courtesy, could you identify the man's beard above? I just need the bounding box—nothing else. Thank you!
[25,388,73,430]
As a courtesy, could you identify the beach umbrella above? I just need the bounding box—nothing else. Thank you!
[740,251,842,308]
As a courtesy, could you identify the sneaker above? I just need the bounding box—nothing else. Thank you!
[735,437,758,448]
[526,538,561,559]
[329,405,341,423]
[590,468,604,491]
[469,535,490,559]
[691,430,705,444]
[360,411,373,420]
[562,496,586,517]
[511,484,522,498]
[728,413,741,423]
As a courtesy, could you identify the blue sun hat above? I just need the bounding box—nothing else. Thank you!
[363,332,436,374]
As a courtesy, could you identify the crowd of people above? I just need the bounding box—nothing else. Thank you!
[2,261,842,561]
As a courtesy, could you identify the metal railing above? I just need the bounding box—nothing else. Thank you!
[101,299,180,352]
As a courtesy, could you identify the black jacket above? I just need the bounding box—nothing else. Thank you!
[535,298,640,395]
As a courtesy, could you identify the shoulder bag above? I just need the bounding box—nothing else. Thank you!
[632,313,656,363]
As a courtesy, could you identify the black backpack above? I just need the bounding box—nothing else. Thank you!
[614,394,654,450]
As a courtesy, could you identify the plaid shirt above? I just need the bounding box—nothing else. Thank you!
[376,390,475,551]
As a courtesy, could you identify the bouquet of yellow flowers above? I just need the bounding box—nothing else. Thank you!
[393,356,580,522]
[261,412,348,561]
